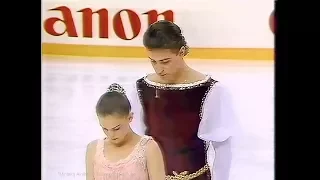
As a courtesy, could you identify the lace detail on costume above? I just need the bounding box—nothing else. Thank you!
[93,136,153,180]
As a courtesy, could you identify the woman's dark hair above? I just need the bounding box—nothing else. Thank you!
[96,83,131,117]
[143,20,189,56]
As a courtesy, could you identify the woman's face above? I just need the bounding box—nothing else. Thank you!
[98,113,133,145]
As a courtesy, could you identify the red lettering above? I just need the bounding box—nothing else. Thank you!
[43,7,175,40]
[113,9,141,40]
[269,10,276,34]
[78,8,109,38]
[44,6,78,37]
[143,10,174,26]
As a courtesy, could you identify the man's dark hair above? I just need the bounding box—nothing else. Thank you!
[96,83,131,117]
[143,20,189,55]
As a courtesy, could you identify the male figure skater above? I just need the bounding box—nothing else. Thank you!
[129,20,238,180]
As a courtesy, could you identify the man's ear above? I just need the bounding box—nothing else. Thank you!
[128,112,134,122]
[179,46,186,57]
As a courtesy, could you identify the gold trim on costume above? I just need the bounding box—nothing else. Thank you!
[165,164,210,180]
[143,75,211,89]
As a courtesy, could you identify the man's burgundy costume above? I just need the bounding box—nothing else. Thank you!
[129,75,238,180]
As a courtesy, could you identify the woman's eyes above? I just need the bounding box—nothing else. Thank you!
[103,127,120,131]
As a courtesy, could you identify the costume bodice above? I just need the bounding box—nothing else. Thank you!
[93,136,153,180]
[135,76,218,179]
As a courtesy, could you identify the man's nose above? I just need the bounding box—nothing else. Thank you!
[155,65,164,74]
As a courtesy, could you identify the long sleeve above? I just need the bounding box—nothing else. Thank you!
[211,139,232,180]
[128,82,146,136]
[198,82,239,180]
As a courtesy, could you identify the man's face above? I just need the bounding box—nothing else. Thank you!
[147,49,184,81]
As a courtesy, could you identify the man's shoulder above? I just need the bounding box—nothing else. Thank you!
[136,76,145,83]
[136,73,157,83]
[207,80,233,99]
[209,79,224,90]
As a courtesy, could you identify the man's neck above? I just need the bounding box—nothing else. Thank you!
[170,67,192,84]
[168,68,206,84]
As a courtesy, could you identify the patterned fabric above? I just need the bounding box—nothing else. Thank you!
[93,136,153,180]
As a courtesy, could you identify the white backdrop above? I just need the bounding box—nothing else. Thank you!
[42,57,274,180]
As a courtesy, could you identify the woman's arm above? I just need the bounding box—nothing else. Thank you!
[146,140,166,180]
[86,140,98,180]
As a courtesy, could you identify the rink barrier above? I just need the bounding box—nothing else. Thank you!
[42,43,273,61]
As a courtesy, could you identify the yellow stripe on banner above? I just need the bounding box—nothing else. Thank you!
[42,43,274,61]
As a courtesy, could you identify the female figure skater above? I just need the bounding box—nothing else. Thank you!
[85,83,166,180]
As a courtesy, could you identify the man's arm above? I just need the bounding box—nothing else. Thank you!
[211,139,232,180]
[128,82,146,135]
[146,140,166,180]
[198,82,239,180]
[85,140,98,180]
